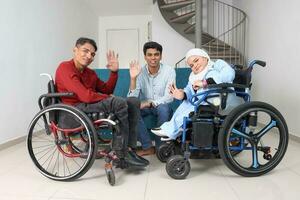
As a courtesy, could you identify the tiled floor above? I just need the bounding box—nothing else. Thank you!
[0,139,300,200]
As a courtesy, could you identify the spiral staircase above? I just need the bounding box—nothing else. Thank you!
[156,0,247,67]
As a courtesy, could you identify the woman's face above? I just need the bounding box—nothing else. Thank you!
[187,55,208,74]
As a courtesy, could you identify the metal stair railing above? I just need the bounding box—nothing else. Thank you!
[157,0,247,68]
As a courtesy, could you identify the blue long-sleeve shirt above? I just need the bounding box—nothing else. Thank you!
[127,63,176,106]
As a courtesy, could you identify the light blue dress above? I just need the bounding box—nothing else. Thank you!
[160,59,236,139]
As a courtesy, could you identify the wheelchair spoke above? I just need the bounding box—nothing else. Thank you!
[251,144,259,168]
[256,120,277,139]
[37,145,57,162]
[62,155,72,176]
[46,147,58,171]
[51,149,59,174]
[231,128,250,140]
[33,143,55,150]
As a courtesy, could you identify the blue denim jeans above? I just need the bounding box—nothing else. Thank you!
[138,103,172,149]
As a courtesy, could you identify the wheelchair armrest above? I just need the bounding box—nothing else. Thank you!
[207,83,249,90]
[42,92,74,98]
[190,83,248,108]
[38,92,74,110]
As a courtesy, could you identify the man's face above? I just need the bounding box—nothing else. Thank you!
[73,43,96,69]
[144,48,162,69]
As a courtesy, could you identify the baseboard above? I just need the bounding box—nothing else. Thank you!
[289,134,300,143]
[0,136,26,151]
[0,131,299,151]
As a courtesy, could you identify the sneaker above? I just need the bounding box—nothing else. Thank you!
[136,146,155,156]
[151,127,168,137]
[161,137,172,141]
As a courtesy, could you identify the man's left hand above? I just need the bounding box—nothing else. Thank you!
[106,50,119,72]
[140,100,152,109]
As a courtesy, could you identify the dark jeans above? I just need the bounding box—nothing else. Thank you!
[138,103,172,149]
[75,96,140,157]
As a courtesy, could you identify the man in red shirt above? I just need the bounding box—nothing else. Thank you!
[55,37,148,168]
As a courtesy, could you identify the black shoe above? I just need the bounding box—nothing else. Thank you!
[124,151,147,167]
[128,151,149,166]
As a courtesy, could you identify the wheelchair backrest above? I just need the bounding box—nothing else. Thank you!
[42,80,59,107]
[232,64,253,86]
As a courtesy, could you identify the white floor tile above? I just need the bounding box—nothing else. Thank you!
[0,140,300,200]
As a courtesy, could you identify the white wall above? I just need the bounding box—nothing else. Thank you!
[0,0,98,144]
[152,2,194,66]
[233,0,300,137]
[98,15,151,69]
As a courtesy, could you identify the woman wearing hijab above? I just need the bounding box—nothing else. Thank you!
[151,48,236,140]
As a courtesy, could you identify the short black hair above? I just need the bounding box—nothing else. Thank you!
[75,37,97,52]
[143,41,163,55]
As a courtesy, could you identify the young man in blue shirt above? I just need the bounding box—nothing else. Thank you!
[128,41,176,156]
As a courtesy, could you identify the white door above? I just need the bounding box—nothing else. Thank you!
[106,29,139,69]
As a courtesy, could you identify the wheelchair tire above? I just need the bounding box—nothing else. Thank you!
[166,155,190,179]
[27,104,98,181]
[105,168,115,186]
[156,142,176,163]
[218,101,288,177]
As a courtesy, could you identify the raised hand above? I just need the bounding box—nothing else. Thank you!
[169,83,185,100]
[129,60,141,79]
[106,50,119,72]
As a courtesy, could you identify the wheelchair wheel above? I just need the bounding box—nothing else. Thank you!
[218,101,288,177]
[156,142,176,163]
[27,104,98,181]
[105,168,115,186]
[166,155,190,179]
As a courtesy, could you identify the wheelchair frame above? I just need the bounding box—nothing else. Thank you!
[156,60,289,179]
[27,74,119,185]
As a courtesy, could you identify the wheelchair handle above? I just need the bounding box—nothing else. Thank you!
[249,60,266,68]
[40,73,53,80]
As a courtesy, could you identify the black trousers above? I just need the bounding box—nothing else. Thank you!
[75,96,140,157]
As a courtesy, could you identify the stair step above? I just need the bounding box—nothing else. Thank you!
[202,45,232,51]
[160,0,194,11]
[209,54,241,59]
[203,41,231,48]
[184,23,195,34]
[170,11,195,23]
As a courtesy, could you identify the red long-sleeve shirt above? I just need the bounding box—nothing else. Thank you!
[55,59,118,105]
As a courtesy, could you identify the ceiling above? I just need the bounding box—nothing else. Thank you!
[83,0,153,16]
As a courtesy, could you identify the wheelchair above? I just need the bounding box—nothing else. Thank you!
[156,60,289,179]
[27,74,119,186]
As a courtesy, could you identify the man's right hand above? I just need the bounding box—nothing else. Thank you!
[129,60,141,79]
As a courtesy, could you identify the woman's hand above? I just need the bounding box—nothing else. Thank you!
[192,80,203,90]
[169,83,184,100]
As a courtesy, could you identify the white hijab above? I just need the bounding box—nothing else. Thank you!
[185,48,214,84]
